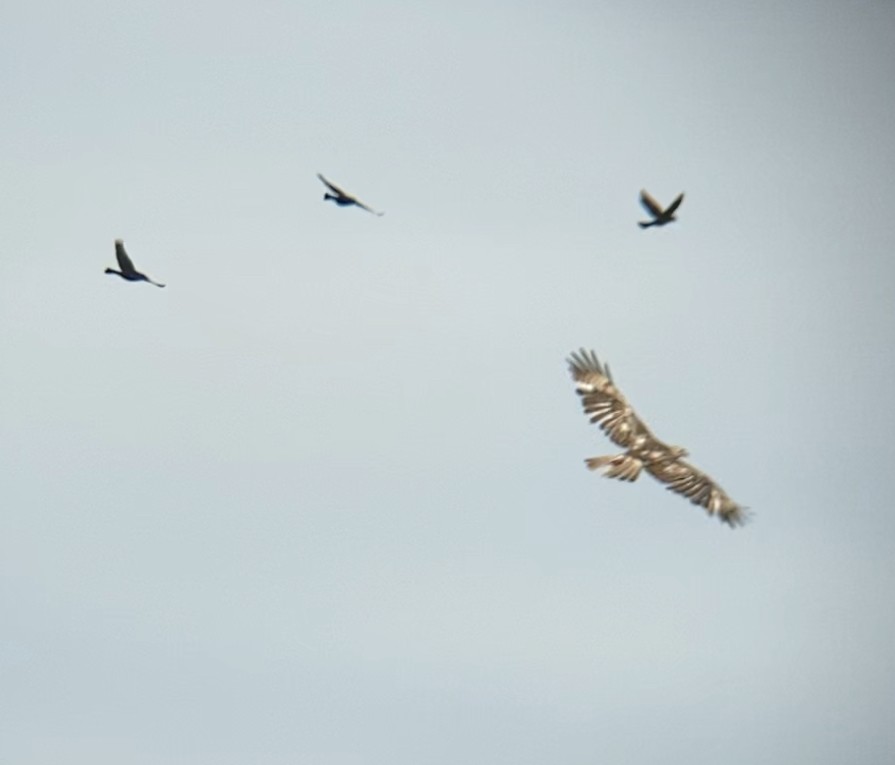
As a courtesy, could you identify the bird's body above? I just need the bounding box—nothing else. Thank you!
[317,173,384,216]
[105,240,165,287]
[568,348,746,527]
[325,194,355,207]
[638,189,684,228]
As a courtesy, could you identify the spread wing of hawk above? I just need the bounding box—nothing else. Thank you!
[568,348,747,527]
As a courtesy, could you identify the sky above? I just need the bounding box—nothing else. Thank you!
[2,1,895,763]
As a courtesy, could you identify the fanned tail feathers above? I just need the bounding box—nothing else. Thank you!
[585,454,643,482]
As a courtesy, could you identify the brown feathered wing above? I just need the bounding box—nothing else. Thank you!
[567,348,664,451]
[644,457,746,526]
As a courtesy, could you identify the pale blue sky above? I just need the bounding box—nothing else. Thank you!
[2,2,895,763]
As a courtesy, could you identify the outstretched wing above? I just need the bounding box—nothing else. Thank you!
[317,173,349,197]
[639,189,663,218]
[645,458,747,527]
[114,239,136,274]
[664,192,684,216]
[353,199,384,216]
[567,348,659,449]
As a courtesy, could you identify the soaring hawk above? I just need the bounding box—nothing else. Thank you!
[568,349,746,526]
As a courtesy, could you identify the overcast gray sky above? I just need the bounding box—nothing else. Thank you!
[3,1,895,763]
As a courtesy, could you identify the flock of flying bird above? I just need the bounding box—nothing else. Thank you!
[104,178,746,528]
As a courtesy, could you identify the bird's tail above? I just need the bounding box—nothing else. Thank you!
[585,454,643,482]
[637,221,654,229]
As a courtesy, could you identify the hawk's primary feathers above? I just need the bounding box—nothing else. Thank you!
[568,349,746,527]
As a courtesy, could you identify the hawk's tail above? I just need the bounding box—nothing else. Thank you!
[585,454,643,482]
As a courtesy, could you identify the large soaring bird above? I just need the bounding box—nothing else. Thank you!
[567,348,746,527]
[105,240,165,287]
[638,189,684,228]
[317,173,384,216]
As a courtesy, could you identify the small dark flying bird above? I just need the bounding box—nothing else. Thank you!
[638,189,684,228]
[568,348,746,527]
[105,239,165,287]
[317,173,384,216]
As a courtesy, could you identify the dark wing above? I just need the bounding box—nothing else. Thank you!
[115,240,136,274]
[567,348,660,449]
[664,192,684,216]
[645,457,747,527]
[317,173,349,198]
[639,189,664,218]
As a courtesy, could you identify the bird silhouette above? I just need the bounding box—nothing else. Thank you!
[317,173,384,216]
[105,240,165,287]
[638,190,684,228]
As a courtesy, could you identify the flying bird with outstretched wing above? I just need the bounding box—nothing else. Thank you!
[105,240,165,287]
[567,348,746,527]
[638,189,684,228]
[317,173,384,216]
